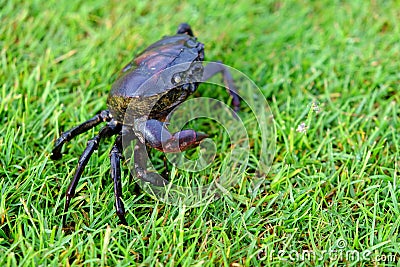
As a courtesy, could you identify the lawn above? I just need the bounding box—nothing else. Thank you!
[1,0,399,266]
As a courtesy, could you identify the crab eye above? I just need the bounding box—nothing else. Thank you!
[186,38,197,48]
[172,74,182,84]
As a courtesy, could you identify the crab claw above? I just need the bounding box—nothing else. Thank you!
[163,130,208,153]
[173,130,209,152]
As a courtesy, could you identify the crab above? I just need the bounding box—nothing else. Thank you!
[51,23,240,226]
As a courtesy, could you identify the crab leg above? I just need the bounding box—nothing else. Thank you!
[62,124,117,226]
[109,135,127,225]
[52,110,112,160]
[203,62,241,112]
[177,23,194,36]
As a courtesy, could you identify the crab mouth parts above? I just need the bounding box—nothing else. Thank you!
[197,43,205,61]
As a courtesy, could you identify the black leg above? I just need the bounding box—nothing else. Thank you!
[62,124,116,226]
[109,135,127,225]
[161,156,169,178]
[202,62,241,112]
[52,110,112,160]
[177,23,194,36]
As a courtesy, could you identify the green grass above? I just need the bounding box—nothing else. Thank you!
[1,0,399,266]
